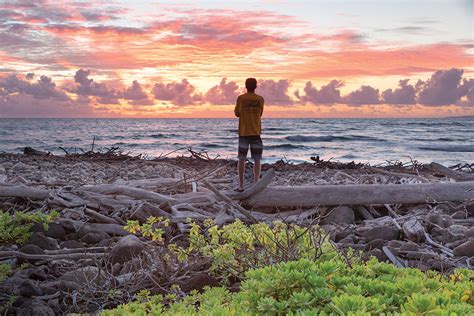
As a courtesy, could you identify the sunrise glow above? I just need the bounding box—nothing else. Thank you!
[0,0,473,118]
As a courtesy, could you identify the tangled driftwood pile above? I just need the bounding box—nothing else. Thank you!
[0,149,473,314]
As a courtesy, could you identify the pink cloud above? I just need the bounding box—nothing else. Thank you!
[382,79,416,105]
[204,78,239,105]
[73,69,120,104]
[122,80,153,106]
[152,79,202,106]
[257,79,293,105]
[296,80,344,105]
[342,85,380,105]
[416,68,467,106]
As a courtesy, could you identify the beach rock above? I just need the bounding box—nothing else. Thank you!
[338,237,354,245]
[466,204,474,217]
[426,214,453,229]
[80,231,108,244]
[18,299,55,316]
[60,266,108,287]
[31,222,66,240]
[28,268,47,281]
[59,280,81,292]
[366,239,386,251]
[399,242,419,252]
[61,240,84,249]
[19,280,42,297]
[18,244,44,264]
[451,210,467,219]
[322,206,355,225]
[109,234,145,264]
[335,228,353,242]
[2,275,25,294]
[369,249,386,262]
[180,272,219,292]
[365,225,399,242]
[39,285,57,295]
[453,239,474,257]
[466,228,474,238]
[98,238,113,247]
[112,263,122,276]
[445,239,466,250]
[25,232,58,250]
[448,224,468,235]
[429,260,456,272]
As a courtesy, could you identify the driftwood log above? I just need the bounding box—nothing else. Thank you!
[248,182,474,207]
[429,162,474,181]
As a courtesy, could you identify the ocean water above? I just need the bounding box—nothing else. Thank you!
[0,118,473,165]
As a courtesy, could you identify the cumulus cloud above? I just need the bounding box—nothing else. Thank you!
[204,78,239,105]
[382,79,416,104]
[0,73,69,100]
[152,79,202,106]
[257,79,293,105]
[297,80,343,105]
[458,78,473,106]
[73,69,120,104]
[416,68,466,106]
[342,85,380,105]
[122,80,153,105]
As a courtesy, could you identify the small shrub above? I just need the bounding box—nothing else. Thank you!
[104,220,474,315]
[0,209,59,244]
[0,263,12,283]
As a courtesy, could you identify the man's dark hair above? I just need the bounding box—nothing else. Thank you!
[245,78,257,91]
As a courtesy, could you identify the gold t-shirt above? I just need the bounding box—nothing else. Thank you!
[234,92,264,136]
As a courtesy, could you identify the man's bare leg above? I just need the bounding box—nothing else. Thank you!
[253,159,261,184]
[237,158,245,190]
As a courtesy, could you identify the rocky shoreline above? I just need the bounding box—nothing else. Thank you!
[0,150,472,314]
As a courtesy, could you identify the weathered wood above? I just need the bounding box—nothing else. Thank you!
[402,219,425,242]
[229,168,275,200]
[82,184,176,204]
[355,205,374,220]
[57,218,129,236]
[429,162,474,181]
[382,246,405,268]
[249,182,474,207]
[0,185,50,200]
[203,179,257,223]
[0,251,105,261]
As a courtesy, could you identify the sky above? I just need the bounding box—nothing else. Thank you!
[0,0,473,118]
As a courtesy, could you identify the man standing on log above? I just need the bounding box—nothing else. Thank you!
[234,78,264,192]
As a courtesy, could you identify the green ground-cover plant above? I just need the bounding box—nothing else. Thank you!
[125,217,333,283]
[104,220,473,315]
[0,209,59,244]
[0,263,12,283]
[104,257,473,315]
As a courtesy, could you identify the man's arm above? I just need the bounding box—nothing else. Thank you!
[260,98,264,117]
[234,96,241,117]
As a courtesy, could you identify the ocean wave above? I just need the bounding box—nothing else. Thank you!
[266,144,305,150]
[150,133,176,139]
[264,127,291,131]
[285,135,385,142]
[418,145,474,152]
[200,143,226,148]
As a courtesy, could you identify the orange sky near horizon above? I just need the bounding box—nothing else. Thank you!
[0,0,473,118]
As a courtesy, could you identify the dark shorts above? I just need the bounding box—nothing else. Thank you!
[238,135,263,161]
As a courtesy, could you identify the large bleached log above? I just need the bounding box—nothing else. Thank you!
[429,162,474,181]
[0,185,50,200]
[248,182,474,207]
[82,184,176,204]
[229,168,275,200]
